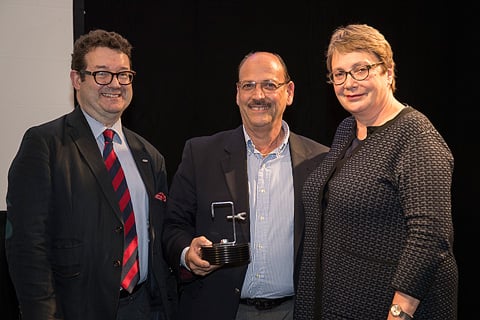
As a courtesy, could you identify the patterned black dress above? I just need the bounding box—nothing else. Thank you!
[295,106,458,320]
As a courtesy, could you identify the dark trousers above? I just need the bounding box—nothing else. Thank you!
[117,283,166,320]
[236,298,294,320]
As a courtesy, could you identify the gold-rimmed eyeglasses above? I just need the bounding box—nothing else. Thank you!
[328,62,384,85]
[237,80,289,92]
[81,70,136,85]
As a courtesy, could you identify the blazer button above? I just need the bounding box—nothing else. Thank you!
[234,288,240,294]
[113,260,122,268]
[115,226,123,233]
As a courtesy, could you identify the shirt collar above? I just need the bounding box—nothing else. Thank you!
[244,120,290,156]
[81,109,124,144]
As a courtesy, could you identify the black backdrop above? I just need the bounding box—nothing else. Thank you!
[2,1,471,318]
[77,0,470,316]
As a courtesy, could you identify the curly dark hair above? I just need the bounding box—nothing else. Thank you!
[71,29,133,74]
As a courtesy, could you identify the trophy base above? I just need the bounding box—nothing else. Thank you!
[201,242,250,265]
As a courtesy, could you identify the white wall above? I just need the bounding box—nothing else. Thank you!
[0,0,73,210]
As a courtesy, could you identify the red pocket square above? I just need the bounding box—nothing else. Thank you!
[155,192,167,202]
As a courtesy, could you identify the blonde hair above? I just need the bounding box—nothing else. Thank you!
[326,24,396,92]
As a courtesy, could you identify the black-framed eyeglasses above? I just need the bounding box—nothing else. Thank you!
[81,70,136,85]
[328,62,384,85]
[237,80,290,92]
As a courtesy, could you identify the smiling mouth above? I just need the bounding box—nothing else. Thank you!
[102,93,121,98]
[251,106,268,111]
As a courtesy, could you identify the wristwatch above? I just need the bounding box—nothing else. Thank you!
[390,304,413,319]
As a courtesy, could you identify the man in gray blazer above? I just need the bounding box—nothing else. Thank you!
[162,51,329,320]
[5,29,177,320]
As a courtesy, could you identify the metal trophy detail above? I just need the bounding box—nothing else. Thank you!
[201,201,250,265]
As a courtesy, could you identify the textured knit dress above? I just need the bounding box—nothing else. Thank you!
[295,106,458,320]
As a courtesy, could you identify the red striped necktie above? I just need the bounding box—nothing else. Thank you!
[103,129,139,293]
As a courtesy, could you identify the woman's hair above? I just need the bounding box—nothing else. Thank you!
[326,24,396,92]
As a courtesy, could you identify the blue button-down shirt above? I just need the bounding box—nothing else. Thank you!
[241,120,295,299]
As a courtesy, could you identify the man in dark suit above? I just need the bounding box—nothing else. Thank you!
[5,29,177,320]
[162,51,329,320]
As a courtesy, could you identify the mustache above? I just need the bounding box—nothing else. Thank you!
[249,99,271,107]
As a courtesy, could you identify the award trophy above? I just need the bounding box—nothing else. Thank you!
[201,201,250,265]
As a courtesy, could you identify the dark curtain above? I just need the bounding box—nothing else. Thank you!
[77,1,455,184]
[0,1,461,318]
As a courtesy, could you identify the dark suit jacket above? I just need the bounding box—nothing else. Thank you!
[5,107,177,320]
[162,125,329,320]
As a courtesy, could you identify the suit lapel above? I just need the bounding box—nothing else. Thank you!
[289,132,317,183]
[65,108,123,222]
[221,127,248,208]
[287,132,317,266]
[221,127,250,243]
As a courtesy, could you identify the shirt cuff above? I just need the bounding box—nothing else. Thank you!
[180,246,191,271]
